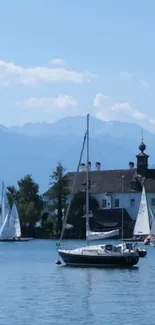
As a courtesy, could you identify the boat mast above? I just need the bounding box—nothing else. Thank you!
[86,114,90,244]
[121,175,124,241]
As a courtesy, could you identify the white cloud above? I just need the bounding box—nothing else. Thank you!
[50,58,65,66]
[140,79,149,88]
[150,119,155,124]
[112,102,146,120]
[132,111,146,119]
[93,93,109,121]
[0,59,97,86]
[93,93,108,107]
[112,102,133,113]
[120,72,132,81]
[16,95,77,110]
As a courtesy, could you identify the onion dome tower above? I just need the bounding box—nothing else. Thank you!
[136,136,149,175]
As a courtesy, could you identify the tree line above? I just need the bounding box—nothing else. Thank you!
[5,162,99,239]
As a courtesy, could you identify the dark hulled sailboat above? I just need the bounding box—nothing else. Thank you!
[57,114,139,267]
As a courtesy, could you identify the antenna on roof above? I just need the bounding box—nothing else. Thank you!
[141,128,144,141]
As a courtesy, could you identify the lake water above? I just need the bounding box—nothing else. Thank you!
[0,239,155,325]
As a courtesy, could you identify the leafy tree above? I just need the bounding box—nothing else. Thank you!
[7,185,18,205]
[8,175,43,237]
[68,191,99,238]
[49,162,69,237]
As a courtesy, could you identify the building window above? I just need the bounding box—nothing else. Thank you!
[130,198,135,206]
[151,198,155,206]
[114,199,119,208]
[102,199,107,208]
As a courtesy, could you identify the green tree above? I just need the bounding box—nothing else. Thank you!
[7,185,18,205]
[8,175,43,237]
[68,191,99,238]
[49,162,69,237]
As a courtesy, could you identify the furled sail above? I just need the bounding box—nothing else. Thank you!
[133,186,150,236]
[86,229,119,241]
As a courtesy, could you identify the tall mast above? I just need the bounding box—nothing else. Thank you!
[121,175,124,242]
[86,114,90,243]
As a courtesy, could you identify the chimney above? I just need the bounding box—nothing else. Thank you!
[129,161,134,169]
[95,162,101,171]
[80,163,86,171]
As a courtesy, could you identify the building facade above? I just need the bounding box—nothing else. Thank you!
[43,138,155,237]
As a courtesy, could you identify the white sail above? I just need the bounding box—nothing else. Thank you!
[0,210,12,239]
[133,186,150,236]
[9,203,21,238]
[149,206,155,235]
[86,229,119,241]
[1,182,10,226]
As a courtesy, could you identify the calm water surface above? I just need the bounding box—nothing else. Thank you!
[0,239,154,325]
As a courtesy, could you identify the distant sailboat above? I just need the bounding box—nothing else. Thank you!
[131,184,155,249]
[133,186,150,237]
[0,181,31,241]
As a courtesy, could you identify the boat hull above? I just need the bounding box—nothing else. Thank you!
[58,250,139,267]
[0,237,33,242]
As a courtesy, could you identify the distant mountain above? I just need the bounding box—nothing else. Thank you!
[9,116,146,138]
[0,116,155,193]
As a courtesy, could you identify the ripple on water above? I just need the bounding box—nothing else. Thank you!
[0,240,155,325]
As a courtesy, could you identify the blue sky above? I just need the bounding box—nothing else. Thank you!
[0,0,155,132]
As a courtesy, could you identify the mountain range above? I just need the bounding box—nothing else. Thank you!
[0,116,155,193]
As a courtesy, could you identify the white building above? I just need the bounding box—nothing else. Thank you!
[43,138,155,237]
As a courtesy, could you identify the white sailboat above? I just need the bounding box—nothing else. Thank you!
[132,185,155,249]
[0,182,31,242]
[0,202,21,240]
[133,186,150,237]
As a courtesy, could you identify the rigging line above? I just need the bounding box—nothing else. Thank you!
[57,131,87,247]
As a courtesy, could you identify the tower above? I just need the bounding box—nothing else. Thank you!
[136,137,149,175]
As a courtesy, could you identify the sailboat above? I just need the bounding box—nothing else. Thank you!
[132,185,154,252]
[57,114,139,267]
[123,185,155,255]
[0,182,30,242]
[0,201,21,241]
[133,186,150,238]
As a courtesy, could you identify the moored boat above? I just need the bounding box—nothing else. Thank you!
[57,114,140,268]
[58,244,139,267]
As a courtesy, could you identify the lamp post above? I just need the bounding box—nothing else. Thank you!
[121,175,124,241]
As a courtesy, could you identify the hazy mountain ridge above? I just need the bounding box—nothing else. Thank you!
[0,116,154,193]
